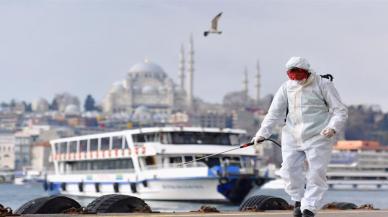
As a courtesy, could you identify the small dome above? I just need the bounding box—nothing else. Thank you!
[110,82,126,93]
[128,59,167,80]
[133,105,149,115]
[132,106,151,122]
[64,104,80,115]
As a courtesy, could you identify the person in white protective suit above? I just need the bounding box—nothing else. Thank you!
[253,57,348,217]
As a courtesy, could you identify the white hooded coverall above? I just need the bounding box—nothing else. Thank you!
[255,57,348,213]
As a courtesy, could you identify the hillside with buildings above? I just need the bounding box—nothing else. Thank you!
[0,36,386,179]
[0,36,271,177]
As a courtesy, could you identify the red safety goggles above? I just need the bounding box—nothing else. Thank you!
[287,68,309,80]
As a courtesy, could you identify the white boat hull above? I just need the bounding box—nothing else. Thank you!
[58,178,225,201]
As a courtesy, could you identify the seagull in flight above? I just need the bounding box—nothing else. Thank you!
[204,12,223,37]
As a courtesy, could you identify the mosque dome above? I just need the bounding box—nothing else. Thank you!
[128,59,167,80]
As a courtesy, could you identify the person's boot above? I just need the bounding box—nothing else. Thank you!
[293,201,302,217]
[302,209,315,217]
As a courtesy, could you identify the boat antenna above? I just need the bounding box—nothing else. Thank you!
[176,138,281,167]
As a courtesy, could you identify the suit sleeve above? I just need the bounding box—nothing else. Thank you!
[255,84,288,139]
[322,81,348,133]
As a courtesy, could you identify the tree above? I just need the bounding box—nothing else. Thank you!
[10,99,16,108]
[22,101,32,112]
[50,99,58,111]
[84,94,96,111]
[377,114,388,131]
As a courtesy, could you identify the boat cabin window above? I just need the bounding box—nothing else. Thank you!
[80,140,88,152]
[164,132,239,145]
[145,133,160,142]
[184,156,193,163]
[133,134,145,143]
[160,133,170,144]
[59,142,67,153]
[222,156,241,166]
[169,156,183,164]
[132,132,239,145]
[133,133,160,143]
[64,159,134,172]
[194,156,221,167]
[101,137,110,150]
[90,138,98,151]
[112,136,123,149]
[205,157,221,168]
[69,141,77,153]
[54,143,59,153]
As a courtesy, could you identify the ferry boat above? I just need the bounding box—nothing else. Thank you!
[261,140,388,190]
[45,127,270,203]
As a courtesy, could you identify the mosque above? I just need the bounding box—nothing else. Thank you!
[102,36,264,119]
[102,36,195,115]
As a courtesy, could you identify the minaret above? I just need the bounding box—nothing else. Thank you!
[178,44,185,91]
[255,60,261,104]
[187,35,194,108]
[243,66,249,102]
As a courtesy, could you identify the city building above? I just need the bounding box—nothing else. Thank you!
[31,98,49,113]
[102,59,187,115]
[31,141,51,174]
[30,129,65,173]
[52,92,81,113]
[189,112,233,128]
[0,130,15,171]
[0,113,23,130]
[335,140,385,150]
[102,36,197,115]
[13,126,49,171]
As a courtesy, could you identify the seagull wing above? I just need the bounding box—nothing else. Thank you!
[211,12,223,31]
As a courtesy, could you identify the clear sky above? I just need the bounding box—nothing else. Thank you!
[1,0,387,111]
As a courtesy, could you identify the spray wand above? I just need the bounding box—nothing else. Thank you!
[177,138,281,167]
